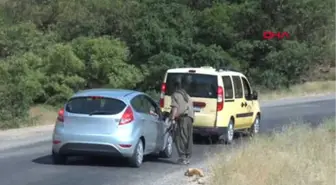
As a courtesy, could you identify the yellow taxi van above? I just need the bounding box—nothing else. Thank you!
[159,66,261,144]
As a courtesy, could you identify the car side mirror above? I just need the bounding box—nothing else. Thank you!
[252,90,258,100]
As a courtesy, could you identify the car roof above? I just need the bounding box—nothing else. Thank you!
[70,88,143,101]
[166,67,245,77]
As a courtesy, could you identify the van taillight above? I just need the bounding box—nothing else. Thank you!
[57,108,64,122]
[119,106,134,125]
[159,83,166,108]
[217,86,224,111]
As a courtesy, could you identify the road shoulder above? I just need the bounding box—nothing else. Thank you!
[0,93,334,151]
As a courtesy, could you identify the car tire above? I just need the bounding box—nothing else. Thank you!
[52,151,67,165]
[159,134,173,158]
[249,115,260,137]
[129,139,144,168]
[219,119,234,145]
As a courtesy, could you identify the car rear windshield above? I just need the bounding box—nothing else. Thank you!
[166,73,218,98]
[65,96,126,115]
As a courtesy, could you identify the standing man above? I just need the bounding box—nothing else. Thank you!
[170,75,194,165]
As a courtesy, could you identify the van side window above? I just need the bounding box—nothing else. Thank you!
[232,76,243,98]
[241,77,252,99]
[222,76,234,99]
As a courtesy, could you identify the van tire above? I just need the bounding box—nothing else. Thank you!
[219,119,234,144]
[129,140,144,168]
[249,115,260,137]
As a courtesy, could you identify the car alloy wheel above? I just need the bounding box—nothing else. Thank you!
[136,141,144,165]
[166,134,173,155]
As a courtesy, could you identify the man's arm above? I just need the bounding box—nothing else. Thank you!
[170,93,179,120]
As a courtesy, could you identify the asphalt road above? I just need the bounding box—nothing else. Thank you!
[0,98,334,185]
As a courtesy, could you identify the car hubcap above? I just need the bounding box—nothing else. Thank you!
[254,118,260,133]
[167,135,173,155]
[228,123,234,141]
[136,142,143,164]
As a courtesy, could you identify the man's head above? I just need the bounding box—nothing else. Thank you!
[182,75,192,87]
[172,76,182,90]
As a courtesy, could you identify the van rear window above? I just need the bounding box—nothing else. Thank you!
[65,97,126,115]
[166,73,218,98]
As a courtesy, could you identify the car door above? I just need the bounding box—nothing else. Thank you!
[231,75,246,129]
[143,95,164,152]
[130,95,154,153]
[241,76,254,127]
[141,95,160,152]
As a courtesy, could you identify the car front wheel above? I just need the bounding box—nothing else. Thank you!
[159,134,173,158]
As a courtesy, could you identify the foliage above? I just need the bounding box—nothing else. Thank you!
[0,0,334,127]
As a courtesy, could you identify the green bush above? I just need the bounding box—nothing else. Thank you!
[0,0,334,127]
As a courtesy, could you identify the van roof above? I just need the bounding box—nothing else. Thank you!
[166,67,244,77]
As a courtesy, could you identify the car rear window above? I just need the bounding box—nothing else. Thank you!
[65,97,126,115]
[166,73,218,98]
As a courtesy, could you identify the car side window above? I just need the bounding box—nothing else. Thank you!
[222,76,234,99]
[232,76,243,99]
[143,96,160,116]
[130,95,146,113]
[241,77,252,99]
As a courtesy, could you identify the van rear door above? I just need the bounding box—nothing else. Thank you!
[164,73,218,127]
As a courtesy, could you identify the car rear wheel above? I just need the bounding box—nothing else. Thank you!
[219,119,234,144]
[129,139,144,168]
[52,151,67,165]
[159,134,173,158]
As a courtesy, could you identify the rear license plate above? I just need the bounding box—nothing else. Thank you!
[193,107,201,112]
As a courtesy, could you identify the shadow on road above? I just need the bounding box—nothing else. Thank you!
[32,154,177,167]
[193,132,249,145]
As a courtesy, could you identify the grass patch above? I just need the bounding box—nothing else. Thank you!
[0,104,58,130]
[260,81,335,100]
[208,118,336,185]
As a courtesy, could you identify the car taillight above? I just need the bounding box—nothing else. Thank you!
[217,86,224,111]
[119,106,134,125]
[57,108,64,122]
[159,83,166,108]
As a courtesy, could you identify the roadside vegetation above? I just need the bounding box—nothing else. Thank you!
[208,117,336,185]
[0,0,334,129]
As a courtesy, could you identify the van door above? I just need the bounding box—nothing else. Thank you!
[164,73,218,127]
[241,76,254,127]
[231,75,246,128]
[222,75,235,121]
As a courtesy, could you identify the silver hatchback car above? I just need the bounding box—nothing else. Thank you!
[52,89,173,167]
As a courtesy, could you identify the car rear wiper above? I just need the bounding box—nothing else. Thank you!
[88,111,113,116]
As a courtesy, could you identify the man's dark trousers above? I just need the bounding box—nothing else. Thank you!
[174,116,193,159]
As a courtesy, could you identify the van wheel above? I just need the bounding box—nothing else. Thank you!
[129,140,144,168]
[249,116,260,137]
[52,151,67,165]
[219,119,234,144]
[159,134,173,158]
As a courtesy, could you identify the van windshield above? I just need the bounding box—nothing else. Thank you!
[65,97,126,115]
[166,73,218,98]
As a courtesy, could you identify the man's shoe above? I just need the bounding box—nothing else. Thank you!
[176,158,184,164]
[183,159,190,165]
